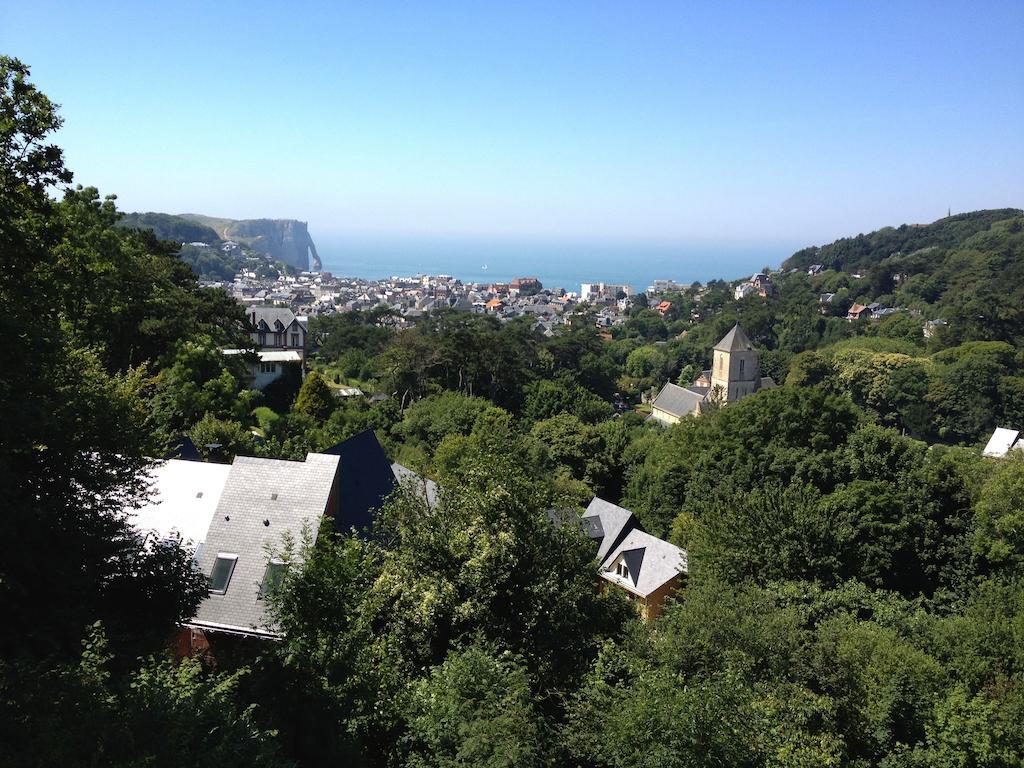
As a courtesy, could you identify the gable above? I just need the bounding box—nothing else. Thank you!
[621,547,646,587]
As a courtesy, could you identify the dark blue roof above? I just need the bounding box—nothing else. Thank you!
[323,429,397,538]
[164,436,202,461]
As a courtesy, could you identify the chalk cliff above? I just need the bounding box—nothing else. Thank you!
[180,214,321,272]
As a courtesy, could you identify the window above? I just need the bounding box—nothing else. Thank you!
[615,561,629,579]
[258,560,288,600]
[258,331,266,345]
[259,362,277,374]
[209,553,238,594]
[291,333,300,347]
[274,332,282,346]
[739,359,745,375]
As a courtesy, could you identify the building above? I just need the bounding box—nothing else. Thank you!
[130,431,412,652]
[130,459,232,555]
[564,498,687,622]
[982,427,1024,458]
[323,429,400,537]
[246,306,307,359]
[222,348,303,390]
[190,453,341,640]
[601,528,688,621]
[847,303,873,321]
[511,277,542,295]
[649,324,774,424]
[581,282,632,302]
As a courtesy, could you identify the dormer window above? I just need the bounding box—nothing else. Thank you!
[616,561,629,579]
[209,553,238,594]
[258,560,288,600]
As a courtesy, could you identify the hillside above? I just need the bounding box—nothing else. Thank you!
[117,211,219,244]
[783,208,1022,273]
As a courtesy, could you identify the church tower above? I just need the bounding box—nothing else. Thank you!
[709,324,761,402]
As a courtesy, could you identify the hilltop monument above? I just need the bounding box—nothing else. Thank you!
[650,324,775,425]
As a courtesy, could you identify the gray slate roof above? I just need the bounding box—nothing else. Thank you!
[191,453,340,637]
[651,382,706,419]
[601,528,688,597]
[248,306,298,330]
[582,497,641,565]
[392,462,439,509]
[713,323,755,352]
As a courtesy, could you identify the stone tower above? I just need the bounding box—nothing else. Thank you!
[709,324,761,402]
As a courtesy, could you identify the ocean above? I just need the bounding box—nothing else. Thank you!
[315,235,801,293]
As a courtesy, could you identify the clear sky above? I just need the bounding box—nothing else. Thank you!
[3,1,1022,246]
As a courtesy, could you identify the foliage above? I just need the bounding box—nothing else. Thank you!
[0,624,289,767]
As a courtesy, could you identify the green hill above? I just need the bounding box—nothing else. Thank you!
[116,211,219,243]
[783,208,1022,274]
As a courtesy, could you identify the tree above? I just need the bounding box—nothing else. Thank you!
[405,646,542,768]
[0,57,202,661]
[294,371,336,422]
[973,457,1024,570]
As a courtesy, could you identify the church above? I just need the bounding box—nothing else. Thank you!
[649,324,775,425]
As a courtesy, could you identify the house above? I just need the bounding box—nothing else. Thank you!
[656,300,673,316]
[247,306,307,359]
[222,348,303,390]
[601,528,687,621]
[982,427,1024,458]
[556,497,687,622]
[130,459,232,555]
[847,303,872,321]
[189,452,342,641]
[511,277,542,296]
[649,324,775,424]
[924,319,948,339]
[751,273,777,298]
[807,264,825,276]
[734,282,756,300]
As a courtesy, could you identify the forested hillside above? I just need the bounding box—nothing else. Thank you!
[117,211,220,243]
[4,56,1024,767]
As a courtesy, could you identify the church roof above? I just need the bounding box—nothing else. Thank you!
[713,323,755,352]
[651,382,706,419]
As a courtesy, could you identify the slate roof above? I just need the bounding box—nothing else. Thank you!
[392,462,439,509]
[547,508,605,540]
[582,497,642,565]
[713,323,755,352]
[983,427,1022,458]
[248,306,298,330]
[130,459,231,551]
[651,382,706,419]
[600,528,688,597]
[191,453,341,637]
[164,436,202,461]
[323,429,397,536]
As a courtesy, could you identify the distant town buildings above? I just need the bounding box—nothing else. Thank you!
[580,282,633,302]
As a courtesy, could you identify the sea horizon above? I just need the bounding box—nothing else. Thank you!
[315,235,803,293]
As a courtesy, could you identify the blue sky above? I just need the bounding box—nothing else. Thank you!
[3,1,1022,245]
